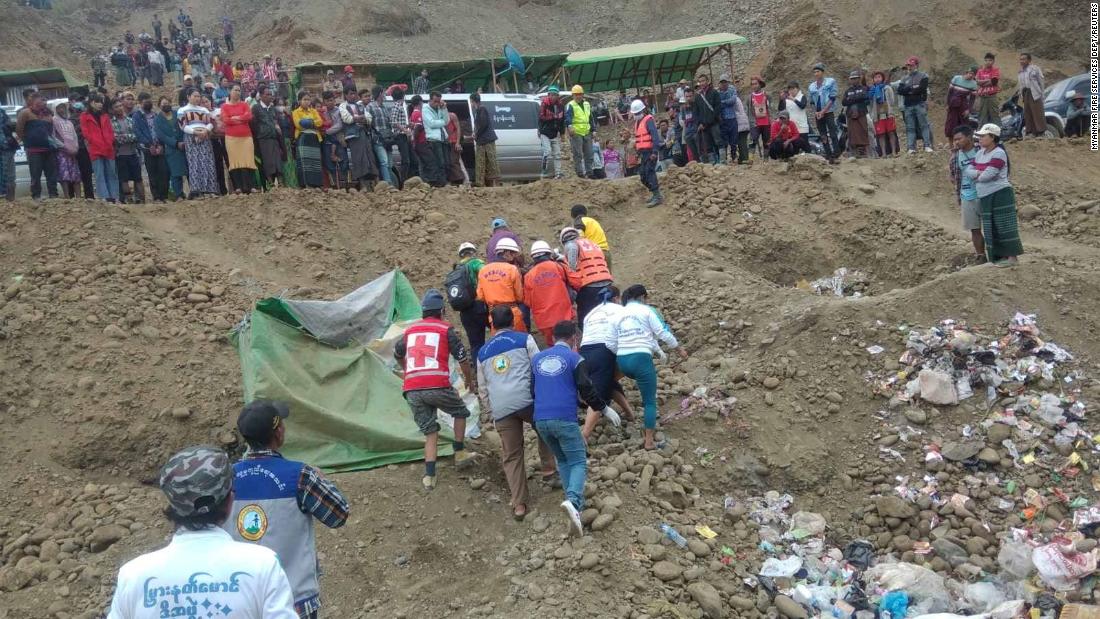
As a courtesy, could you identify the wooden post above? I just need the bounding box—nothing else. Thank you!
[490,58,498,93]
[725,44,735,81]
[512,71,519,93]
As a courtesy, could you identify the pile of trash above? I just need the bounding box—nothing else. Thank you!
[662,386,738,424]
[798,267,873,298]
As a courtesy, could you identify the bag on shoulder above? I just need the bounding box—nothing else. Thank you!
[443,264,476,311]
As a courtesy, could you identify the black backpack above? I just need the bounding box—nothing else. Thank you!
[444,264,476,311]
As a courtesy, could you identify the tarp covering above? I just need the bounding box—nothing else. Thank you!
[232,270,455,473]
[562,34,747,93]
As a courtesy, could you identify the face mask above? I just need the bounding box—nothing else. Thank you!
[161,104,172,113]
[142,102,153,112]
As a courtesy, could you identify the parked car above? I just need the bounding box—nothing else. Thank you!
[1044,73,1094,137]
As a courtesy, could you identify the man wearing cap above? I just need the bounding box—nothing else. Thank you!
[477,305,556,520]
[716,74,740,164]
[340,66,357,94]
[975,53,1001,127]
[486,217,524,266]
[477,240,527,333]
[524,240,575,344]
[1016,53,1046,137]
[107,446,297,618]
[559,226,613,327]
[809,63,840,162]
[842,70,872,158]
[322,70,341,96]
[454,242,489,361]
[226,401,350,619]
[395,289,479,490]
[565,85,594,178]
[538,86,566,179]
[766,110,802,160]
[896,55,933,152]
[1064,90,1089,138]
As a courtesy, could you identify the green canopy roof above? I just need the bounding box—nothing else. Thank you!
[0,67,88,90]
[562,33,747,93]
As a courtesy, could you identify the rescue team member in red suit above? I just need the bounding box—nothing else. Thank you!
[523,240,575,344]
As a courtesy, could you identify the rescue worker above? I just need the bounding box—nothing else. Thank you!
[532,320,615,537]
[476,306,556,521]
[630,99,664,206]
[227,400,350,619]
[523,241,576,344]
[565,85,594,178]
[107,446,297,618]
[560,226,613,327]
[394,289,479,491]
[486,217,525,267]
[477,237,526,333]
[454,242,489,361]
[570,204,612,271]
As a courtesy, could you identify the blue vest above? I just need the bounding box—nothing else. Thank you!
[225,456,319,608]
[532,343,581,422]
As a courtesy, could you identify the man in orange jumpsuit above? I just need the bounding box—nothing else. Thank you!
[476,237,526,333]
[523,241,576,344]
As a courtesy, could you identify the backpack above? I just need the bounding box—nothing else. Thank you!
[444,264,476,311]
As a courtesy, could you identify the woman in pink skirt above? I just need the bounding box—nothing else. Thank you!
[53,102,82,198]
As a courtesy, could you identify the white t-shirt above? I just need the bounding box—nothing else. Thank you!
[786,91,810,135]
[107,528,297,619]
[615,301,679,357]
[581,301,625,351]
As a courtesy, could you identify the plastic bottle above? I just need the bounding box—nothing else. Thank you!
[659,523,687,548]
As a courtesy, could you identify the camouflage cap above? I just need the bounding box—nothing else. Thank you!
[159,445,233,517]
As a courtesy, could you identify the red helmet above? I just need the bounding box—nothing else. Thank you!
[343,65,354,74]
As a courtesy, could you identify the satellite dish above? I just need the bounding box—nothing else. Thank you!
[498,44,526,77]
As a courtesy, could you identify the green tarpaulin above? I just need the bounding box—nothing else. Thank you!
[232,270,454,473]
[562,34,747,94]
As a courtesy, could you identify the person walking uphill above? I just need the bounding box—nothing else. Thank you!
[538,86,566,179]
[486,218,525,267]
[560,226,613,327]
[477,237,527,333]
[394,289,480,491]
[447,242,489,362]
[570,204,611,271]
[532,320,613,537]
[565,85,595,178]
[631,99,664,207]
[616,284,688,450]
[967,124,1023,267]
[470,93,500,187]
[1016,53,1046,137]
[476,306,556,521]
[106,445,298,619]
[524,241,576,344]
[227,400,349,619]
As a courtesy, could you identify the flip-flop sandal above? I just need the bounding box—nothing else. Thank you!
[645,440,668,451]
[513,506,527,521]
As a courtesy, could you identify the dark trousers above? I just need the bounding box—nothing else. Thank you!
[637,149,658,192]
[77,148,94,198]
[736,131,750,163]
[768,138,805,160]
[212,138,228,194]
[718,118,738,161]
[224,34,234,52]
[229,168,254,193]
[695,123,722,163]
[393,133,413,182]
[1066,115,1089,138]
[459,302,489,361]
[145,153,169,201]
[94,72,106,88]
[816,112,840,160]
[28,150,58,198]
[576,283,610,328]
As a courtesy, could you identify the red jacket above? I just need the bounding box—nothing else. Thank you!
[80,111,115,160]
[220,101,253,138]
[523,258,575,332]
[769,119,800,143]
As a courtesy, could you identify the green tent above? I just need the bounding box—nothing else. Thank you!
[231,270,456,473]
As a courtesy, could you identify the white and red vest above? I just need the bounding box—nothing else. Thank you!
[401,318,453,392]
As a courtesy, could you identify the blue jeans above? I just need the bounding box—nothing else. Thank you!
[92,158,119,201]
[373,141,393,185]
[170,176,184,199]
[904,102,933,151]
[535,419,587,510]
[618,352,658,429]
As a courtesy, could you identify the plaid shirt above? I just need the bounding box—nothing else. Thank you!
[390,101,409,131]
[242,449,349,618]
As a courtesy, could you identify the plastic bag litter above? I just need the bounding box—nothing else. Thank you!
[879,590,909,619]
[844,540,876,570]
[865,562,950,613]
[996,540,1035,579]
[962,582,1006,613]
[918,369,958,405]
[759,556,803,577]
[1032,540,1098,590]
[989,601,1028,619]
[789,511,827,539]
[1035,393,1067,427]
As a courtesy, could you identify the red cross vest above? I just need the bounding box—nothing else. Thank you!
[401,318,453,392]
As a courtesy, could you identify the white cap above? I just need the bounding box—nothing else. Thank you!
[559,227,579,243]
[974,123,1001,137]
[457,242,476,256]
[530,240,552,257]
[495,238,520,254]
[629,99,646,115]
[1066,90,1085,100]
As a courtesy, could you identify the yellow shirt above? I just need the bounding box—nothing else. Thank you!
[291,106,323,139]
[579,216,609,251]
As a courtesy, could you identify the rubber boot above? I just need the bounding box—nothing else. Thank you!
[646,191,663,208]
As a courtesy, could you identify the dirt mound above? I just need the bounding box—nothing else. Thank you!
[2,139,1100,617]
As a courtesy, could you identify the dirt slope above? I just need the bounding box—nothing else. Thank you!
[2,138,1100,617]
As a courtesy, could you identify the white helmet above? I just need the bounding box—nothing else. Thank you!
[495,237,520,254]
[457,242,476,256]
[629,99,646,115]
[530,240,552,257]
[559,227,579,243]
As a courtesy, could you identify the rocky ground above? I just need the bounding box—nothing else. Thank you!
[1,138,1100,618]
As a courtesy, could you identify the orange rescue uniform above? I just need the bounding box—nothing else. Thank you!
[476,261,526,333]
[565,238,613,289]
[523,258,576,343]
